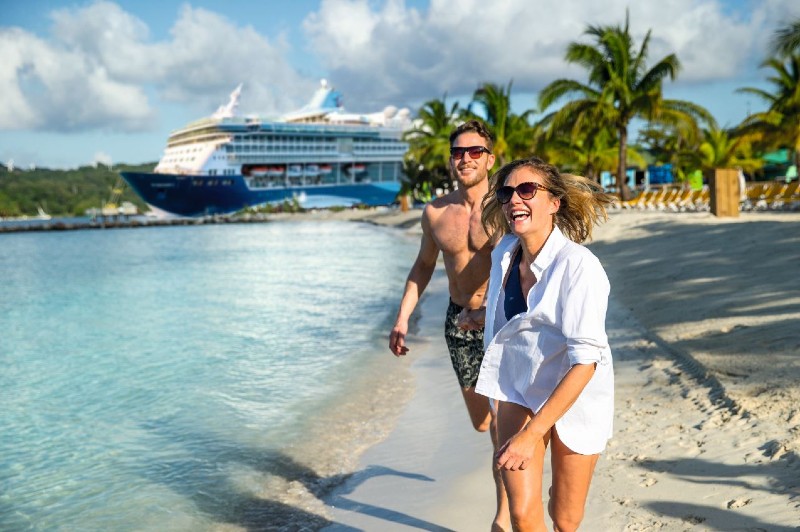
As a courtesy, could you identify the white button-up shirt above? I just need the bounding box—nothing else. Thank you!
[475,226,614,454]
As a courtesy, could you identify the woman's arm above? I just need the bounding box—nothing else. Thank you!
[495,363,595,470]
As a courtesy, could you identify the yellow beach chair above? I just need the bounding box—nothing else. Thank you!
[695,188,711,211]
[621,189,650,209]
[756,182,786,210]
[658,187,684,210]
[673,188,695,211]
[770,181,799,209]
[643,188,669,210]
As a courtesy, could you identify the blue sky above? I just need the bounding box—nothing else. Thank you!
[1,0,798,169]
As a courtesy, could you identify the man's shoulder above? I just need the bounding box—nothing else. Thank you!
[427,191,462,209]
[423,192,463,219]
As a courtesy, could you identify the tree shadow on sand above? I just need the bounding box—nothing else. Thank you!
[590,217,800,452]
[644,501,798,531]
[138,419,450,531]
[636,454,799,504]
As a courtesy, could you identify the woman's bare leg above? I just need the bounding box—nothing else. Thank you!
[496,401,549,532]
[548,428,599,532]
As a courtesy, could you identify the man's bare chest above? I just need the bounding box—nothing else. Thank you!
[431,216,490,256]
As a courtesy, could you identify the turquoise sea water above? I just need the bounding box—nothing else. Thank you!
[0,220,418,530]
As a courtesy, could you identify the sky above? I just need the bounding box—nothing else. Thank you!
[1,0,799,169]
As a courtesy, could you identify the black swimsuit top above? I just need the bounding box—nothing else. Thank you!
[504,250,528,320]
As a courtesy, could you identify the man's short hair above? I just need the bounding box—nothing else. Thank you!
[450,120,495,152]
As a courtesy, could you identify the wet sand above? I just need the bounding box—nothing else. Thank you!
[319,208,800,530]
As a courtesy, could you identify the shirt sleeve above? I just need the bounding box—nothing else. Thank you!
[559,251,610,366]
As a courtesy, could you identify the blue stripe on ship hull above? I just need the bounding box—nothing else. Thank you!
[120,172,401,217]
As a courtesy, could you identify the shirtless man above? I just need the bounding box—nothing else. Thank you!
[389,120,509,531]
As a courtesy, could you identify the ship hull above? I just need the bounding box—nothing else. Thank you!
[121,172,401,217]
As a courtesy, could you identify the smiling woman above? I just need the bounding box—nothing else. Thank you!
[476,156,616,530]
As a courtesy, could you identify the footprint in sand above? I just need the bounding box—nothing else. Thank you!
[639,477,658,487]
[727,497,752,509]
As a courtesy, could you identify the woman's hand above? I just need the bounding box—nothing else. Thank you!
[495,428,540,471]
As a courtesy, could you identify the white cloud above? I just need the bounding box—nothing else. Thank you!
[304,0,800,110]
[0,26,154,132]
[50,0,154,84]
[153,5,316,115]
[0,29,40,128]
[0,1,317,133]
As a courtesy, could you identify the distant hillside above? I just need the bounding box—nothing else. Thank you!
[0,163,156,217]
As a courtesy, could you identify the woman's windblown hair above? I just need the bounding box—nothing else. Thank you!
[481,157,615,243]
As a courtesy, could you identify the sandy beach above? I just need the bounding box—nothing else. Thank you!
[313,207,800,531]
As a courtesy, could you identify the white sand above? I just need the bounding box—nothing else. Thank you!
[320,208,800,530]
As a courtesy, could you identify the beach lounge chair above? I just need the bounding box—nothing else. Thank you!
[659,187,685,211]
[672,188,696,211]
[620,190,651,210]
[754,182,785,210]
[769,181,799,209]
[644,188,670,210]
[741,183,767,211]
[695,188,711,211]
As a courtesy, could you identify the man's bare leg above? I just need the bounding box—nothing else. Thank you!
[461,388,511,531]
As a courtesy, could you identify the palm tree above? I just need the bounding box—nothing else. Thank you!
[695,126,761,173]
[537,110,624,182]
[772,18,800,57]
[538,11,711,200]
[506,113,544,161]
[467,81,538,165]
[737,54,800,171]
[403,96,462,195]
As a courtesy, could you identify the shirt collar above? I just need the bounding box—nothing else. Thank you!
[529,225,568,278]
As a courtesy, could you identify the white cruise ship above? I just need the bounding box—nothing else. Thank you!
[121,80,410,216]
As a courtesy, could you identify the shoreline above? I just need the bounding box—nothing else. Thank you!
[0,206,422,234]
[319,207,800,529]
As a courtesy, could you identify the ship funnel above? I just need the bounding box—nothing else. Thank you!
[212,83,243,118]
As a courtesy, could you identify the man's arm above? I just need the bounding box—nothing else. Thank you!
[389,209,440,356]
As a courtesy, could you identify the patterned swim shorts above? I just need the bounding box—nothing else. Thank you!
[444,299,485,388]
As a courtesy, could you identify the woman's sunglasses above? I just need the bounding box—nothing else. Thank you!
[496,182,550,204]
[450,146,491,160]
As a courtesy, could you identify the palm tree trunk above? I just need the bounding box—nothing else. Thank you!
[795,147,800,181]
[617,126,632,201]
[585,164,598,183]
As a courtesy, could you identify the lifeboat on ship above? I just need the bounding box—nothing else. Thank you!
[248,166,270,177]
[346,163,366,175]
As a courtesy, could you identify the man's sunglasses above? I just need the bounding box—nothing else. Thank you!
[496,182,551,204]
[450,146,491,159]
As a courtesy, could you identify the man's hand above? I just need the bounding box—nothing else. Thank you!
[389,323,410,356]
[456,306,486,331]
